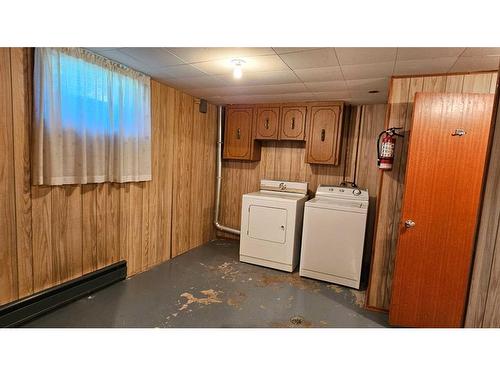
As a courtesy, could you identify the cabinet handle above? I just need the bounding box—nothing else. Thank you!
[291,117,295,129]
[321,129,325,141]
[264,118,269,129]
[236,128,241,139]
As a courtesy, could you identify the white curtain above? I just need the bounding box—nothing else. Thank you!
[33,47,151,185]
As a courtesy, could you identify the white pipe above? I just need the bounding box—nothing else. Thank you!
[214,106,241,236]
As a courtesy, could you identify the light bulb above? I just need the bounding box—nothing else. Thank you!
[233,64,242,79]
[231,59,245,80]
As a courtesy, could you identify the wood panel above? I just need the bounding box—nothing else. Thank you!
[10,48,33,298]
[355,105,386,280]
[172,93,194,257]
[0,48,218,306]
[367,71,498,311]
[0,48,18,305]
[466,73,500,328]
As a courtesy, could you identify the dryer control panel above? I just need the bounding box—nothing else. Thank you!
[260,179,308,195]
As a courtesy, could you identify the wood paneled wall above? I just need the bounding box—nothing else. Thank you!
[218,104,387,276]
[366,71,498,312]
[466,73,500,328]
[0,48,217,306]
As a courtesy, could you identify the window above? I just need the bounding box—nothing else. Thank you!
[33,48,151,185]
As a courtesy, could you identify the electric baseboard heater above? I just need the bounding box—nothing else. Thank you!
[0,260,127,327]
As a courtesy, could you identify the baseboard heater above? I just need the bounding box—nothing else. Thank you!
[0,260,127,327]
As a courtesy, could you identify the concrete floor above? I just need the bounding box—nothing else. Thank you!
[23,239,389,328]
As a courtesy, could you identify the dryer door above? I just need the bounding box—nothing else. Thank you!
[247,205,287,243]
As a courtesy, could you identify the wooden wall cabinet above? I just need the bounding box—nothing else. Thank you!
[223,107,261,161]
[280,106,307,140]
[223,102,343,164]
[305,104,343,165]
[254,106,280,140]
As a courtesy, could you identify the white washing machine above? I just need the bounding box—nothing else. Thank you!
[240,179,308,272]
[299,185,369,289]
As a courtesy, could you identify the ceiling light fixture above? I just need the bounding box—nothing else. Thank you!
[231,59,245,79]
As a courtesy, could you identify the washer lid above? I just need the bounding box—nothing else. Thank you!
[260,179,308,195]
[315,185,369,201]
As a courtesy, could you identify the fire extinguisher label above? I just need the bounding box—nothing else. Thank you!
[381,142,394,157]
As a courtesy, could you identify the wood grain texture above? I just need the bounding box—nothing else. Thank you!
[10,48,33,298]
[255,106,280,140]
[367,72,498,311]
[466,72,500,328]
[0,48,18,305]
[305,104,343,165]
[389,93,494,327]
[0,48,218,306]
[280,106,307,140]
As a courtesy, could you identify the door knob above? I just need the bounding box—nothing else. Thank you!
[404,219,416,228]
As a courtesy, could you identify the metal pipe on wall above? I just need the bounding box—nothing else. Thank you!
[214,106,241,236]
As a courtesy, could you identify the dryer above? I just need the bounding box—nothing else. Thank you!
[299,185,369,289]
[240,180,308,272]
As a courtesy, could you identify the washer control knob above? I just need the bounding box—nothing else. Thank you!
[353,189,361,196]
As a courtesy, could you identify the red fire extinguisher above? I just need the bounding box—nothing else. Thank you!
[377,127,404,170]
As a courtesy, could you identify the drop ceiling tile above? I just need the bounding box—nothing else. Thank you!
[273,47,321,54]
[160,75,226,89]
[335,47,397,66]
[220,94,286,104]
[280,92,316,102]
[193,54,289,75]
[186,82,308,98]
[167,47,275,63]
[217,70,301,86]
[449,55,500,72]
[346,77,389,91]
[312,91,351,101]
[278,48,339,69]
[341,61,394,80]
[304,80,347,91]
[119,48,185,68]
[396,48,465,61]
[147,64,207,79]
[393,57,458,76]
[461,48,500,57]
[294,66,344,82]
[236,83,309,95]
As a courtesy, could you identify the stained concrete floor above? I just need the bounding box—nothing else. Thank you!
[23,239,389,328]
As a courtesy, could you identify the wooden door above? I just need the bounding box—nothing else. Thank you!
[305,104,343,165]
[223,107,259,160]
[280,106,306,140]
[254,107,279,140]
[389,93,494,328]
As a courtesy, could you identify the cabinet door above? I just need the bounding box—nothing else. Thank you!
[254,107,279,140]
[306,105,342,165]
[279,106,306,140]
[223,107,255,160]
